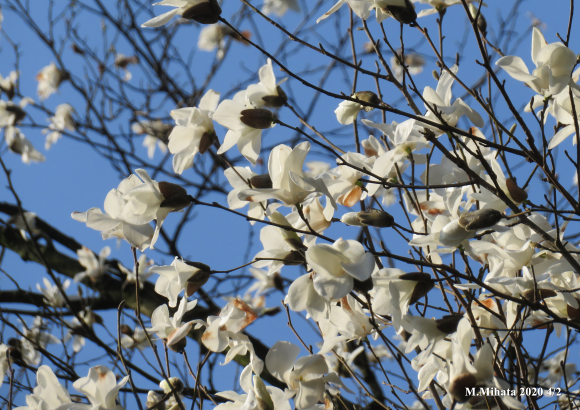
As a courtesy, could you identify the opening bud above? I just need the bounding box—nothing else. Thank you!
[146,391,166,410]
[468,4,487,35]
[120,324,134,337]
[240,108,274,129]
[262,85,288,108]
[505,178,528,203]
[341,212,365,226]
[254,375,274,410]
[356,209,395,228]
[181,0,222,24]
[382,0,417,24]
[250,173,273,189]
[160,377,185,394]
[458,209,502,231]
[352,91,381,112]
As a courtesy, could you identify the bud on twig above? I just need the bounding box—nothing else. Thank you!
[262,85,288,108]
[382,0,417,24]
[505,178,528,203]
[458,209,502,231]
[356,209,395,228]
[159,182,191,210]
[250,174,273,189]
[240,109,275,129]
[400,272,435,304]
[182,0,222,24]
[160,377,185,394]
[352,91,381,112]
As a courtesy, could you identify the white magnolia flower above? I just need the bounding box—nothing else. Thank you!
[421,65,484,132]
[213,92,275,164]
[72,173,155,251]
[36,277,71,307]
[141,0,221,27]
[18,317,60,366]
[237,142,338,209]
[75,246,111,283]
[263,0,300,16]
[195,297,258,352]
[168,89,220,174]
[4,126,46,164]
[247,267,280,296]
[43,103,75,150]
[497,28,578,98]
[415,0,484,18]
[0,70,18,100]
[131,120,170,159]
[36,62,67,100]
[118,253,156,289]
[253,224,302,275]
[58,366,129,410]
[65,308,100,353]
[153,257,208,307]
[14,365,71,410]
[198,25,250,59]
[0,98,32,127]
[305,238,376,300]
[286,273,329,321]
[247,58,287,108]
[266,341,344,409]
[215,365,290,410]
[317,0,372,23]
[148,297,198,351]
[120,326,149,350]
[224,166,267,224]
[114,53,139,81]
[391,52,425,81]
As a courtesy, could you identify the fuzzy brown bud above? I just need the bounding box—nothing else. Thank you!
[400,273,434,305]
[240,109,274,129]
[458,209,502,231]
[352,91,381,112]
[250,174,273,189]
[181,0,222,24]
[199,131,217,154]
[435,315,463,334]
[382,0,417,24]
[522,288,558,303]
[283,250,305,265]
[186,269,211,297]
[449,373,478,403]
[120,324,134,337]
[353,277,374,294]
[160,377,185,394]
[262,86,288,108]
[356,208,394,228]
[158,181,191,210]
[5,104,26,124]
[506,178,528,203]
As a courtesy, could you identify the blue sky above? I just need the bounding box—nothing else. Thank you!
[1,0,579,408]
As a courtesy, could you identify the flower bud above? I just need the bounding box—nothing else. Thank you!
[262,85,288,108]
[468,4,487,35]
[505,178,528,203]
[352,91,381,112]
[146,391,166,410]
[254,375,274,410]
[199,131,217,154]
[382,0,417,24]
[250,174,273,189]
[283,250,305,265]
[400,273,434,304]
[273,272,284,291]
[356,209,395,228]
[240,108,274,129]
[432,70,440,81]
[341,212,365,226]
[120,324,134,337]
[458,209,502,231]
[115,55,139,69]
[159,182,191,210]
[181,0,222,24]
[160,377,185,394]
[522,288,558,303]
[435,315,463,334]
